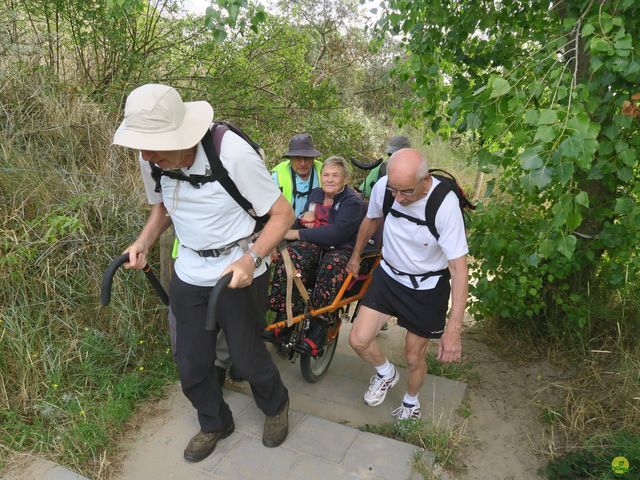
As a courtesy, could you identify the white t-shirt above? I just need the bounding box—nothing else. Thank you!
[368,176,469,290]
[140,130,280,286]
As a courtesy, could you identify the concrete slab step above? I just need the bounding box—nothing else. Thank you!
[117,388,434,480]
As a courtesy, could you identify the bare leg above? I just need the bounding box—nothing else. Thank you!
[349,306,391,366]
[404,332,431,396]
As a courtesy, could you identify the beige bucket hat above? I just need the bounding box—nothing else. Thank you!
[113,84,213,151]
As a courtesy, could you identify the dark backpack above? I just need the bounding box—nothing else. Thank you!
[149,122,269,231]
[382,168,475,240]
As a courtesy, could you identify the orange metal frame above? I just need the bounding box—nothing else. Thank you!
[266,252,381,331]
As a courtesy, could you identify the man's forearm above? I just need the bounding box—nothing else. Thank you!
[447,255,469,332]
[252,195,295,258]
[137,203,172,250]
[351,217,381,258]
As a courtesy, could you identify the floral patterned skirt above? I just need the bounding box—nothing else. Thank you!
[268,241,350,319]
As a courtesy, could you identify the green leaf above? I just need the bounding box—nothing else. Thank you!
[212,28,227,42]
[614,35,632,50]
[590,37,610,53]
[557,234,577,259]
[575,191,589,208]
[466,112,482,129]
[615,197,634,214]
[534,125,556,143]
[619,148,636,167]
[489,76,510,98]
[581,23,595,37]
[520,146,543,168]
[555,161,574,185]
[521,167,553,191]
[567,113,599,139]
[559,136,580,158]
[521,152,543,170]
[566,211,582,230]
[617,167,634,182]
[523,109,538,125]
[591,56,604,72]
[539,239,555,258]
[537,109,558,125]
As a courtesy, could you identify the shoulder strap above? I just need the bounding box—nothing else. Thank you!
[424,180,453,240]
[382,187,394,218]
[201,123,268,228]
[149,162,163,193]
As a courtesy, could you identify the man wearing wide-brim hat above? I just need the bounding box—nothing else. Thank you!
[113,84,294,462]
[271,133,323,217]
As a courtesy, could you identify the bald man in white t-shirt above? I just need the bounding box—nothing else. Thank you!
[346,148,469,422]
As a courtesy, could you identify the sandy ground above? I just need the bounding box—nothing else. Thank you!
[449,325,563,480]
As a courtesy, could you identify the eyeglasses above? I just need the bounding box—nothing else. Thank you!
[385,185,420,196]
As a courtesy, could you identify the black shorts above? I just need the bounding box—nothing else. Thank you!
[360,265,451,339]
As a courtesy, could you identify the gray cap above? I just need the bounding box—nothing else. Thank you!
[385,135,411,154]
[283,133,322,158]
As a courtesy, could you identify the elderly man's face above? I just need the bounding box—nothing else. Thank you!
[290,156,314,179]
[386,174,429,206]
[141,148,195,170]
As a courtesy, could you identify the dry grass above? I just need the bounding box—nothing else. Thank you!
[0,62,176,477]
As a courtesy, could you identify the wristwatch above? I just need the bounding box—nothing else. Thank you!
[246,248,263,268]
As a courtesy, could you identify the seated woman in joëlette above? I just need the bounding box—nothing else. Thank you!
[265,155,365,354]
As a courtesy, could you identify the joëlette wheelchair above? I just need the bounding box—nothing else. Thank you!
[100,249,380,384]
[263,248,380,383]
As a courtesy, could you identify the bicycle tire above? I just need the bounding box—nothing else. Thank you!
[300,329,339,383]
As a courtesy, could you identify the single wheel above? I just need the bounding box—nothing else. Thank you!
[300,328,339,383]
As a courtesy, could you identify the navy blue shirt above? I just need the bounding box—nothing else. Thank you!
[297,186,365,250]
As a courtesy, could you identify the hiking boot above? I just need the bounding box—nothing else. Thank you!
[364,366,399,406]
[215,365,227,386]
[228,365,244,382]
[391,402,422,421]
[263,399,289,447]
[183,422,235,462]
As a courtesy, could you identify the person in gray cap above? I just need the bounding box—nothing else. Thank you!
[271,133,323,217]
[113,84,294,462]
[359,135,411,200]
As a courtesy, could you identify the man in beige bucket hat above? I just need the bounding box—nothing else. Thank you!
[114,84,295,462]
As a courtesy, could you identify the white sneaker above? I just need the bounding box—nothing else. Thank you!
[391,402,422,421]
[364,367,399,406]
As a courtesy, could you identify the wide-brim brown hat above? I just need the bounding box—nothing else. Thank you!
[113,84,213,151]
[283,133,321,158]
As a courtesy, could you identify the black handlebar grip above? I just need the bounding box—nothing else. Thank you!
[350,157,383,170]
[100,254,130,306]
[205,272,233,331]
[100,254,169,306]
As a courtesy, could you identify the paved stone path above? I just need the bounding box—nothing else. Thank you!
[2,323,466,480]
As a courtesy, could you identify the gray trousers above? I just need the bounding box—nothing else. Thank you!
[169,271,288,432]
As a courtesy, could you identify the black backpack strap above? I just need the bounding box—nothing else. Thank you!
[424,181,453,240]
[382,187,394,218]
[201,124,269,229]
[149,162,163,193]
[384,259,450,289]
